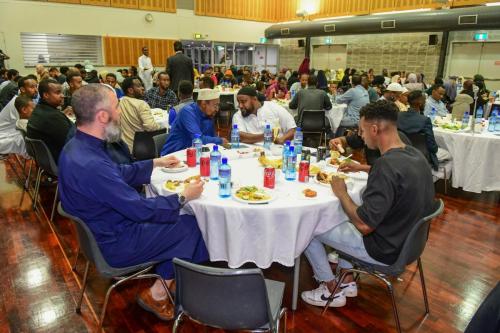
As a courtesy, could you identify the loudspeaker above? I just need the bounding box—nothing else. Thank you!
[298,39,305,47]
[428,34,438,45]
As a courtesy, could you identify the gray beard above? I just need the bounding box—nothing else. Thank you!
[104,120,121,143]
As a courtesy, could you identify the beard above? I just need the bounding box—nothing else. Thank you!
[241,104,255,118]
[104,119,122,143]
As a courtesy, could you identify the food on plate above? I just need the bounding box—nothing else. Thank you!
[235,186,271,202]
[316,171,348,184]
[258,153,283,169]
[302,188,317,198]
[237,150,250,155]
[338,158,352,168]
[253,147,264,153]
[309,164,320,175]
[329,151,341,165]
[184,175,201,183]
[222,143,232,149]
[164,175,201,191]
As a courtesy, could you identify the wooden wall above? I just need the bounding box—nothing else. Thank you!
[47,0,176,12]
[103,36,175,67]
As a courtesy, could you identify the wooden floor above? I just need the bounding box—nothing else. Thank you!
[0,155,498,333]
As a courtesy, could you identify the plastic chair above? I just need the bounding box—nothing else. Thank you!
[172,258,287,333]
[132,128,167,160]
[322,199,445,333]
[57,203,173,332]
[300,109,330,146]
[153,133,169,158]
[25,138,59,221]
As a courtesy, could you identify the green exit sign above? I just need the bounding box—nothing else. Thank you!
[259,37,268,43]
[474,32,488,41]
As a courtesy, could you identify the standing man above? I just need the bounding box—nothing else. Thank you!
[138,46,154,91]
[166,41,194,93]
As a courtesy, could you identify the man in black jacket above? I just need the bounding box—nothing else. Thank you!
[27,78,73,162]
[166,41,194,93]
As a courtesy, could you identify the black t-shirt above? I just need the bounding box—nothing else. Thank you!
[357,145,435,265]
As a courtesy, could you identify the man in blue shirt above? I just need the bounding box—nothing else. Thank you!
[336,75,370,136]
[59,84,208,321]
[424,84,448,117]
[161,88,228,155]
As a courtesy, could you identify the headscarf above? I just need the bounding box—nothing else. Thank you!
[407,73,417,83]
[298,57,310,75]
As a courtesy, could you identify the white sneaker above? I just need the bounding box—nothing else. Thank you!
[301,284,346,308]
[339,281,358,297]
[327,252,339,264]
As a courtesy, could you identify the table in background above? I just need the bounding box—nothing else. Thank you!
[151,108,169,130]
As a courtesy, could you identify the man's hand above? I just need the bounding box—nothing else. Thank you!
[329,137,347,152]
[220,137,229,145]
[338,161,364,173]
[153,155,180,168]
[181,179,204,201]
[63,106,74,117]
[330,175,348,197]
[274,136,285,145]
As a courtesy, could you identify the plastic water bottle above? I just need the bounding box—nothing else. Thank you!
[461,112,470,130]
[282,140,291,172]
[231,124,240,149]
[488,110,497,132]
[168,106,176,127]
[218,157,231,198]
[294,127,303,155]
[291,89,296,100]
[429,107,437,122]
[285,146,297,181]
[476,106,484,124]
[210,145,222,180]
[192,134,202,164]
[264,124,273,150]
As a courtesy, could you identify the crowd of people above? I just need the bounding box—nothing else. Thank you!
[0,42,498,323]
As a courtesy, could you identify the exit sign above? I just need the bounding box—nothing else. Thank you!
[260,37,268,43]
[193,33,203,39]
[474,32,488,41]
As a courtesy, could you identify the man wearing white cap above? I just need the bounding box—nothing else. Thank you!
[161,88,228,155]
[380,82,404,103]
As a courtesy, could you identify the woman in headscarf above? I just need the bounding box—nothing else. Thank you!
[404,73,424,91]
[340,67,351,89]
[316,70,328,91]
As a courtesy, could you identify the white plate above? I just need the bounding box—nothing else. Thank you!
[161,162,188,173]
[232,188,276,204]
[314,175,353,189]
[324,160,368,181]
[164,181,185,193]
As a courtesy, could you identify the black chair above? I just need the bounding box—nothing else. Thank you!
[57,203,173,332]
[322,199,445,333]
[216,94,237,128]
[132,128,167,161]
[172,258,287,333]
[25,138,59,221]
[300,109,330,146]
[153,133,169,158]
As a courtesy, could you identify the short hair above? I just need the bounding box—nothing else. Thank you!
[142,46,148,51]
[49,67,58,72]
[277,76,287,83]
[38,78,60,100]
[431,84,444,92]
[74,64,83,69]
[7,69,19,80]
[360,100,399,123]
[106,73,117,80]
[199,76,214,89]
[299,72,309,79]
[72,84,113,125]
[0,69,6,76]
[18,76,36,90]
[157,71,169,80]
[408,90,424,105]
[351,75,362,86]
[60,66,69,75]
[66,70,82,83]
[121,76,141,94]
[307,75,318,87]
[178,80,193,96]
[14,95,33,112]
[174,41,183,52]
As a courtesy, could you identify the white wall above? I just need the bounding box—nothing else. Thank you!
[0,0,272,74]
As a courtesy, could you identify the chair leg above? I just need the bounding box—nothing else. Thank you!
[72,248,80,272]
[417,258,430,314]
[382,278,402,333]
[33,169,43,210]
[97,281,119,332]
[19,160,33,207]
[172,311,184,333]
[322,270,349,315]
[50,184,59,222]
[76,261,90,313]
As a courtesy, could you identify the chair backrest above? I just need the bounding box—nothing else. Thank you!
[300,109,326,132]
[132,128,167,160]
[25,137,58,176]
[219,94,235,111]
[392,199,444,272]
[153,133,169,158]
[57,203,117,278]
[173,258,276,331]
[404,132,430,161]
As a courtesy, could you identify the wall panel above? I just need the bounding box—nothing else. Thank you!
[139,0,163,11]
[370,0,396,13]
[111,0,138,9]
[81,0,110,6]
[103,36,174,67]
[452,0,486,6]
[48,0,81,4]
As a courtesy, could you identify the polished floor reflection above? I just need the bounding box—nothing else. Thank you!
[0,155,498,333]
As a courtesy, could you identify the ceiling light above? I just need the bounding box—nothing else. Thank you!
[280,20,301,24]
[313,15,354,21]
[373,8,431,15]
[485,2,500,6]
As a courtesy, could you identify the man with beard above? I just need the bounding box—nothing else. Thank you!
[144,72,178,110]
[119,76,162,152]
[234,86,296,144]
[27,78,73,162]
[161,88,227,155]
[58,84,209,321]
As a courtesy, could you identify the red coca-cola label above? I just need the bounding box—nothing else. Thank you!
[264,167,275,189]
[186,148,196,167]
[200,156,210,177]
[299,161,309,182]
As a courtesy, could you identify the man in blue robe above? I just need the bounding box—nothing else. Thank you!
[58,84,208,321]
[161,88,228,155]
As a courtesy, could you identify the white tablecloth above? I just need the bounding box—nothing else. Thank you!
[150,145,366,268]
[433,128,500,193]
[151,108,169,129]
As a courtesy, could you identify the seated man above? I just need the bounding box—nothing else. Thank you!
[302,100,435,308]
[161,88,228,155]
[289,72,309,97]
[144,72,178,110]
[424,84,448,117]
[234,86,296,145]
[105,73,124,99]
[289,75,332,124]
[335,75,370,136]
[398,90,439,170]
[59,84,208,320]
[174,80,194,114]
[27,78,73,162]
[119,76,163,152]
[0,95,35,156]
[265,76,288,100]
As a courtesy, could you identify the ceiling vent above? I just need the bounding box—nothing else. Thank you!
[381,20,396,29]
[324,24,336,32]
[280,28,290,35]
[458,15,477,25]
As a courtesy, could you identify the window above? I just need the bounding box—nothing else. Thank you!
[20,33,103,66]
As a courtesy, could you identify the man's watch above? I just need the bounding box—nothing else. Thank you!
[178,194,187,208]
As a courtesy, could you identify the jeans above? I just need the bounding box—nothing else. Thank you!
[304,221,387,282]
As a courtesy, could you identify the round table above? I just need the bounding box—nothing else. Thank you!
[433,127,500,193]
[149,144,367,309]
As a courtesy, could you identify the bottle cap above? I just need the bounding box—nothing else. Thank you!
[213,145,218,151]
[285,140,291,146]
[233,124,238,129]
[289,146,295,152]
[222,157,228,164]
[266,124,271,129]
[194,133,201,138]
[296,127,301,131]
